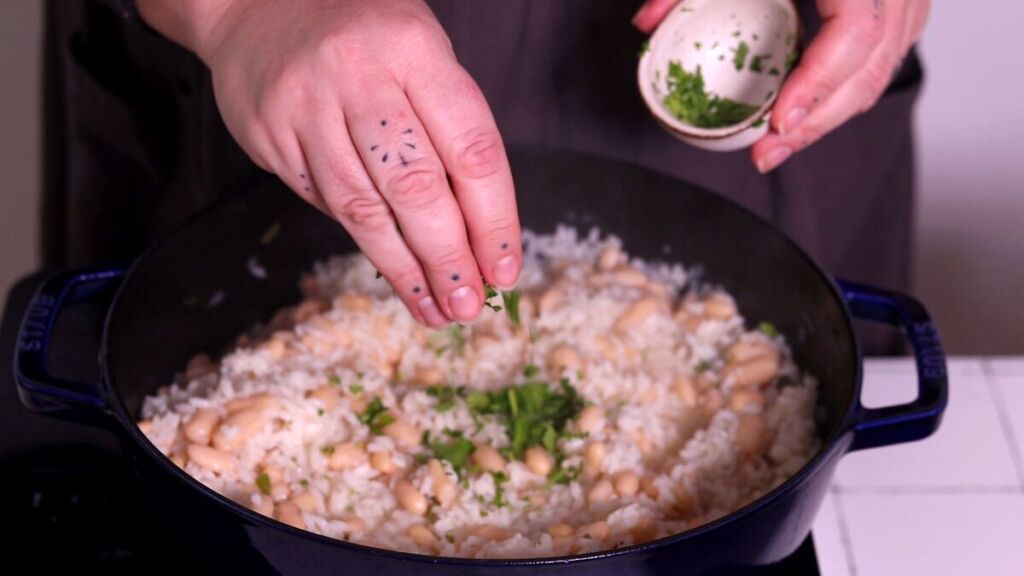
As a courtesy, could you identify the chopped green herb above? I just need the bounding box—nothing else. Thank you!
[637,39,650,58]
[425,429,475,475]
[502,290,522,325]
[749,54,769,73]
[426,385,463,413]
[300,478,309,489]
[522,364,540,379]
[695,360,712,374]
[491,471,510,507]
[348,384,364,394]
[785,51,798,71]
[733,30,741,37]
[356,371,365,380]
[662,62,760,129]
[447,324,466,356]
[752,118,765,128]
[733,41,750,71]
[445,532,455,543]
[769,67,781,76]
[694,41,702,50]
[541,425,558,452]
[758,321,780,337]
[483,284,503,313]
[545,464,582,488]
[467,379,584,459]
[255,472,271,495]
[359,397,395,434]
[329,375,342,386]
[321,445,336,457]
[260,221,281,245]
[317,408,325,416]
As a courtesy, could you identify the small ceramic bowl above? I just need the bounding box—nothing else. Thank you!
[638,0,799,152]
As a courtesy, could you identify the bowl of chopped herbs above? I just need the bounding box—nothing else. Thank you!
[637,0,799,151]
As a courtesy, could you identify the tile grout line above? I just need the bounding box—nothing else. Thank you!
[981,358,1024,493]
[829,486,858,576]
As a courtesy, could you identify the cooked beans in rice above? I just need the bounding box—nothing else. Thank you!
[139,227,818,558]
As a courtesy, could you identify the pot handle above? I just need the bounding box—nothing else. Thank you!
[837,280,949,451]
[13,268,126,422]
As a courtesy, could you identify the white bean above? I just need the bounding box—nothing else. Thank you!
[723,355,781,389]
[524,446,554,476]
[576,405,605,436]
[225,393,280,414]
[328,442,368,470]
[308,385,340,411]
[383,421,421,448]
[548,523,574,537]
[250,495,274,517]
[186,444,233,473]
[185,353,217,380]
[292,299,327,323]
[729,388,765,412]
[584,442,607,476]
[547,345,582,377]
[579,520,610,541]
[337,293,373,312]
[727,340,777,363]
[640,476,660,499]
[703,292,737,319]
[394,478,428,515]
[370,451,399,475]
[539,286,564,313]
[407,524,438,549]
[428,459,456,507]
[614,297,660,332]
[212,408,263,451]
[184,408,220,445]
[632,518,658,544]
[673,484,696,515]
[612,471,640,497]
[674,375,697,408]
[414,366,446,387]
[612,267,648,288]
[587,478,616,502]
[472,445,507,473]
[291,491,318,513]
[274,501,306,530]
[474,525,514,541]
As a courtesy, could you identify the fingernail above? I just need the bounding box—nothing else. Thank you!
[492,255,520,290]
[757,147,792,173]
[417,297,449,328]
[448,286,481,323]
[781,107,807,135]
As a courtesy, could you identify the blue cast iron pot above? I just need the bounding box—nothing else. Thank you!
[6,147,947,574]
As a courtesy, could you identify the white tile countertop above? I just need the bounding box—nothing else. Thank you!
[813,357,1024,576]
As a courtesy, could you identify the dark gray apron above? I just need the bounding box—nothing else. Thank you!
[42,1,922,353]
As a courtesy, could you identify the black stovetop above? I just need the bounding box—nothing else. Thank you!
[0,274,821,575]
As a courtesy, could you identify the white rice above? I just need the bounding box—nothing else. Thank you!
[139,226,819,558]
